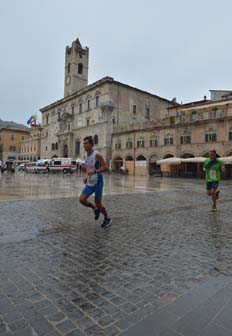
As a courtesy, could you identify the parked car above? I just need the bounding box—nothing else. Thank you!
[1,160,15,173]
[25,162,48,174]
[149,167,163,177]
[18,163,26,171]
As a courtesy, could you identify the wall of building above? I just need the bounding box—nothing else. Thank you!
[20,127,41,161]
[112,100,232,175]
[0,129,30,161]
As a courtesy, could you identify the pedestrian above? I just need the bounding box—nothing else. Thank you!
[79,136,112,228]
[203,148,224,212]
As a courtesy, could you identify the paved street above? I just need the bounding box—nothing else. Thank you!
[1,172,232,335]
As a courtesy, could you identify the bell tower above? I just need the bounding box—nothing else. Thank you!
[64,38,89,97]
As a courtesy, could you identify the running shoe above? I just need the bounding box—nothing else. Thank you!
[101,218,112,228]
[211,205,217,212]
[216,190,220,200]
[94,208,100,220]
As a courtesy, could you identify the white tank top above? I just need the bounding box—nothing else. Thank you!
[84,150,102,186]
[84,150,97,171]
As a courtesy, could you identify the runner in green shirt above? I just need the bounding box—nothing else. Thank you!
[203,148,223,212]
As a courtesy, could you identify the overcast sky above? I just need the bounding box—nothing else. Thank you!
[0,0,231,125]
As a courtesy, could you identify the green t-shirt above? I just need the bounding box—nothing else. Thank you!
[203,158,223,182]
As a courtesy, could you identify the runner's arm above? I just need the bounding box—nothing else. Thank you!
[95,154,108,173]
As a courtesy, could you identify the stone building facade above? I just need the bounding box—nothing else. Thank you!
[112,91,232,176]
[0,128,30,161]
[20,126,42,161]
[40,39,173,163]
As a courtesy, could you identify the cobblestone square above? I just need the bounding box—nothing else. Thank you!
[0,173,232,335]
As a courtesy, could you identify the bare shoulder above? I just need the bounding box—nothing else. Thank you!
[96,153,104,161]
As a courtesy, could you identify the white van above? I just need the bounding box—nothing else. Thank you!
[47,158,77,173]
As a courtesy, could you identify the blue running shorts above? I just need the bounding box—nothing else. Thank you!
[81,180,103,202]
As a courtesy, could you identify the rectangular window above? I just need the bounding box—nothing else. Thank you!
[145,107,150,119]
[126,141,133,149]
[203,112,208,120]
[75,141,80,155]
[228,108,232,117]
[191,112,197,121]
[87,100,91,111]
[137,140,144,148]
[58,112,61,121]
[79,103,82,114]
[115,143,121,150]
[205,133,216,142]
[180,136,191,144]
[133,105,136,115]
[9,146,16,151]
[150,139,157,147]
[87,119,90,126]
[229,132,232,140]
[164,137,173,145]
[11,135,14,140]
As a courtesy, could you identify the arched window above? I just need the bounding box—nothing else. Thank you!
[78,63,83,74]
[94,135,98,145]
[87,99,91,111]
[205,128,216,142]
[52,143,55,150]
[55,142,58,150]
[191,111,198,121]
[96,96,99,107]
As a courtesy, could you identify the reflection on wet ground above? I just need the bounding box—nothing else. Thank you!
[0,172,232,335]
[1,171,231,202]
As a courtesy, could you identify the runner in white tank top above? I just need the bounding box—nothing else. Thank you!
[79,136,112,228]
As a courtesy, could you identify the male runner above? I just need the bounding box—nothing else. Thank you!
[203,148,223,212]
[79,136,112,228]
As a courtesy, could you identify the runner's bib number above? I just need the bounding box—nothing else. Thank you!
[87,174,98,186]
[209,170,216,179]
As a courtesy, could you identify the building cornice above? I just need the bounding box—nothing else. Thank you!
[168,98,232,111]
[112,116,232,136]
[40,77,174,113]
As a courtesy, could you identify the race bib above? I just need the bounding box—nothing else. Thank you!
[87,174,98,186]
[210,170,216,179]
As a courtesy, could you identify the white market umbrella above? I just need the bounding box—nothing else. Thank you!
[157,157,182,165]
[220,156,232,164]
[181,157,206,163]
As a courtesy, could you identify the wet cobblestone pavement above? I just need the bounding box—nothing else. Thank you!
[1,173,232,335]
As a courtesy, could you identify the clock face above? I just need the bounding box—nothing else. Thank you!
[66,76,71,85]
